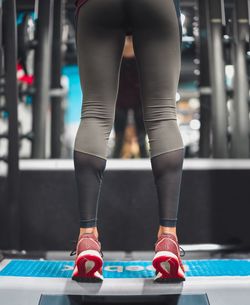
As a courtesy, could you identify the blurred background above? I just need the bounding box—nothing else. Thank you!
[0,0,250,253]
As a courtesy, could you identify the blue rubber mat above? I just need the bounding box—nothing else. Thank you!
[1,259,250,278]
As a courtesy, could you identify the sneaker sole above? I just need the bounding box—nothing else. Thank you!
[72,250,103,282]
[152,251,185,282]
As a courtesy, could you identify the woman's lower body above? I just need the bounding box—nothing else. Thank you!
[73,0,185,282]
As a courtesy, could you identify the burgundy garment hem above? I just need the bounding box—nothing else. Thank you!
[75,0,89,20]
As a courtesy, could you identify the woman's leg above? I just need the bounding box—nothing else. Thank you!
[74,0,126,237]
[128,0,184,236]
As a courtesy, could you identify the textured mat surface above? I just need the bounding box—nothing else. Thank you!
[1,259,250,278]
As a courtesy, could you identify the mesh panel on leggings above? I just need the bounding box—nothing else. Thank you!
[150,148,185,227]
[74,150,106,228]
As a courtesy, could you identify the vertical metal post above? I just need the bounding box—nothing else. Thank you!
[0,0,3,77]
[32,0,54,158]
[3,0,20,249]
[230,0,250,157]
[207,0,228,158]
[51,0,65,158]
[198,0,212,158]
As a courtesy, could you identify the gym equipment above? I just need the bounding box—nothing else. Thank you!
[0,252,250,305]
[198,0,250,158]
[198,0,212,158]
[32,0,54,158]
[14,1,67,159]
[207,0,228,158]
[17,13,36,76]
[230,0,250,157]
[2,259,250,278]
[2,0,21,250]
[51,0,66,158]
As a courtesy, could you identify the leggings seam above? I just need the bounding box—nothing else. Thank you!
[74,149,107,161]
[151,146,184,159]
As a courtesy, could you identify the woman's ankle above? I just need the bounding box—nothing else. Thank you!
[79,227,99,239]
[157,226,177,239]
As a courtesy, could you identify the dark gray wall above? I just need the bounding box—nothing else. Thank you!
[1,167,250,251]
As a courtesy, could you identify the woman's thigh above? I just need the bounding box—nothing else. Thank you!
[127,0,183,157]
[76,0,126,120]
[75,0,127,159]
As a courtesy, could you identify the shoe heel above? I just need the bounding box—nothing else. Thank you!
[72,250,103,282]
[153,251,185,281]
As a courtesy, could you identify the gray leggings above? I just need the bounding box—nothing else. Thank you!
[74,0,185,228]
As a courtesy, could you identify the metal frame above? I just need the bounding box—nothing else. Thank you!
[32,0,54,158]
[3,0,21,250]
[230,0,250,157]
[51,0,65,158]
[207,0,229,158]
[198,0,212,157]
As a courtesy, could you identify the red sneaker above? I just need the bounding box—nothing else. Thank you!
[152,233,185,282]
[70,233,104,282]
